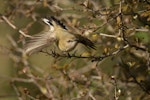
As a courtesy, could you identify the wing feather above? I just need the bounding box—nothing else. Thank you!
[24,32,56,55]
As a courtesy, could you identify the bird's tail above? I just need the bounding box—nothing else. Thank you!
[75,34,96,50]
[24,32,55,55]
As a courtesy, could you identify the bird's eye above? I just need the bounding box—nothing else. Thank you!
[67,40,73,42]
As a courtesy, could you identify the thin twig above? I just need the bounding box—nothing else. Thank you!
[1,15,32,38]
[11,82,23,100]
[98,33,122,39]
[92,13,120,32]
[45,80,55,100]
[1,15,16,29]
[89,91,96,100]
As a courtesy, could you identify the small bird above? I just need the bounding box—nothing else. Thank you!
[24,16,95,55]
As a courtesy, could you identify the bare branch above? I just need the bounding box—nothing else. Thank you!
[1,15,32,38]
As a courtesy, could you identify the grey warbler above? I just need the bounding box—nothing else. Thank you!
[24,16,95,55]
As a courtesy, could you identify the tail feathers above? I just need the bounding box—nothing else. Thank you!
[75,34,96,50]
[24,33,56,55]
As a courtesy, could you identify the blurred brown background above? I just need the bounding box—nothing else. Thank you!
[0,0,150,100]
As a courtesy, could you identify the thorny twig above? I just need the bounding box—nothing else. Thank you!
[119,0,150,95]
[120,58,150,95]
[118,0,150,53]
[41,44,129,62]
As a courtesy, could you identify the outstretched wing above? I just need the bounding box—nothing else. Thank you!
[24,32,56,55]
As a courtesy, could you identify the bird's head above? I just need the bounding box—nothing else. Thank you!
[42,16,67,31]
